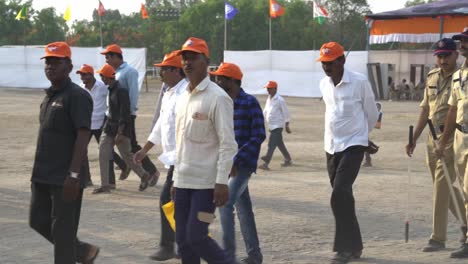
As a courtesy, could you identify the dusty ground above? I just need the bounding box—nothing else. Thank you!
[1,80,468,264]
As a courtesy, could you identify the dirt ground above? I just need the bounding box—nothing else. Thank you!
[1,80,468,264]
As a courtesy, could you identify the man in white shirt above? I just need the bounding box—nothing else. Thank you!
[259,81,292,170]
[317,42,378,264]
[133,51,188,261]
[172,37,238,264]
[76,64,127,187]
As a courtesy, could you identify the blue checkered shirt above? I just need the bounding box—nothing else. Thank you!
[233,89,266,173]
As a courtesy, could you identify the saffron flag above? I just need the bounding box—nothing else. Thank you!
[63,5,71,21]
[225,2,238,20]
[15,5,27,20]
[313,1,329,25]
[269,0,284,18]
[141,3,149,19]
[98,1,105,16]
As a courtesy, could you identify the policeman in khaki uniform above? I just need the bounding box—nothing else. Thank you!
[406,38,467,252]
[439,27,468,259]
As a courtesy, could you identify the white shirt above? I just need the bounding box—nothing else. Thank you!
[80,79,108,130]
[174,76,237,189]
[263,94,291,130]
[147,79,188,167]
[320,68,378,154]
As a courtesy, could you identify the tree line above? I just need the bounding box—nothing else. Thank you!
[2,0,399,65]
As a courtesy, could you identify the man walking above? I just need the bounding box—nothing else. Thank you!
[29,42,99,264]
[406,38,467,252]
[100,44,159,184]
[133,51,188,261]
[317,42,378,263]
[259,81,292,170]
[173,37,238,264]
[76,64,127,187]
[438,27,468,259]
[210,62,266,264]
[93,64,153,193]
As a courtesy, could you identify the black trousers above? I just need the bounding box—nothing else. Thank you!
[29,182,93,264]
[263,128,291,164]
[130,115,157,175]
[159,165,175,249]
[326,146,365,253]
[89,129,127,185]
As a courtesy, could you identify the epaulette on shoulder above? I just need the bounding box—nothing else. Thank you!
[427,68,441,76]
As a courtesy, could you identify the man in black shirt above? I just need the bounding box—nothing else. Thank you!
[93,63,155,193]
[29,42,99,264]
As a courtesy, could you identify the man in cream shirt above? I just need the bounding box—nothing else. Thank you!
[173,37,238,264]
[318,42,378,264]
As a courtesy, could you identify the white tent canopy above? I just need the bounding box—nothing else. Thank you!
[224,50,368,97]
[0,46,146,89]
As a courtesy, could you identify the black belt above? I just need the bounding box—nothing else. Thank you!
[456,124,468,133]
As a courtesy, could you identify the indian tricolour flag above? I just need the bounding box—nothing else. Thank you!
[313,1,329,25]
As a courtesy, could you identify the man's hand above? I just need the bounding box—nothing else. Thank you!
[133,150,146,165]
[435,142,446,159]
[405,143,416,157]
[63,176,80,202]
[285,124,292,134]
[229,165,238,178]
[115,134,125,145]
[213,184,229,207]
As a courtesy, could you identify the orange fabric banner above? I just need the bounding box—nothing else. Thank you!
[370,16,467,35]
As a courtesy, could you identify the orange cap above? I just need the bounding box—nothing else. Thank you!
[177,37,210,58]
[154,51,183,68]
[41,42,71,59]
[316,42,345,62]
[96,63,115,78]
[265,81,278,89]
[76,64,94,74]
[209,62,243,81]
[100,44,122,55]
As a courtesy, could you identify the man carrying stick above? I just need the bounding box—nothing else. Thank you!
[406,38,467,252]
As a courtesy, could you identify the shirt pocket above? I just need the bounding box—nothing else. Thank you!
[186,119,213,143]
[338,100,355,117]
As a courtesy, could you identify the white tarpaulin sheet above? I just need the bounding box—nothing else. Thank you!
[224,50,369,97]
[0,46,146,89]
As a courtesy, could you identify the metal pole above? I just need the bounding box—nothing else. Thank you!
[99,13,103,47]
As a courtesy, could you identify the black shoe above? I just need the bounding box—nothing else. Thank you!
[149,247,176,261]
[240,256,261,264]
[119,167,131,180]
[92,186,111,194]
[450,243,468,258]
[109,184,116,190]
[139,173,151,191]
[260,156,268,163]
[149,171,160,187]
[362,162,372,167]
[331,252,352,263]
[82,244,100,264]
[422,239,445,252]
[281,160,292,167]
[258,163,270,170]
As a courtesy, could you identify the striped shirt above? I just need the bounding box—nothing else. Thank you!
[233,89,266,172]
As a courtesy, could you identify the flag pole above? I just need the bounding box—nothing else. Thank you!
[99,12,103,47]
[224,17,227,51]
[269,17,272,50]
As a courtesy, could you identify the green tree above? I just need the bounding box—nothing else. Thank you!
[0,0,33,45]
[29,7,68,44]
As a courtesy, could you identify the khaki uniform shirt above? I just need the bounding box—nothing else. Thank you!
[448,61,468,124]
[421,67,456,136]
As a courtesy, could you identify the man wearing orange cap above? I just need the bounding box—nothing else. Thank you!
[173,37,238,264]
[210,62,266,264]
[317,42,378,263]
[100,44,160,186]
[438,26,468,258]
[259,80,292,170]
[30,42,100,264]
[76,64,127,187]
[94,63,154,194]
[133,51,188,261]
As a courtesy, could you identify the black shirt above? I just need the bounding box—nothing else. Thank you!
[31,78,93,188]
[103,81,131,137]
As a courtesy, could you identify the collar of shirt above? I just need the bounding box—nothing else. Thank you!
[117,62,128,71]
[186,76,210,93]
[327,68,351,87]
[46,78,72,96]
[168,78,188,95]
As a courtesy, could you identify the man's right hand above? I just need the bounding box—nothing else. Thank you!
[133,150,146,165]
[405,143,416,157]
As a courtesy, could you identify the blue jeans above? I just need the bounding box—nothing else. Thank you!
[174,188,234,264]
[219,167,263,263]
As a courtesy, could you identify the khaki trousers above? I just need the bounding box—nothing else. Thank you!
[426,135,467,242]
[453,130,468,237]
